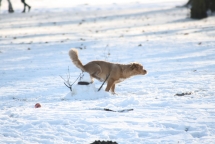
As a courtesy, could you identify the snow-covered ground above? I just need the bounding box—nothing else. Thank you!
[1,0,215,143]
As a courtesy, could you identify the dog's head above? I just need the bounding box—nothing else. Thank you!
[130,63,147,75]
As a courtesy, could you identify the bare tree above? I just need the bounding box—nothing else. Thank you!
[184,0,192,7]
[191,0,207,19]
[7,0,14,13]
[0,0,31,13]
[21,0,31,13]
[185,0,215,19]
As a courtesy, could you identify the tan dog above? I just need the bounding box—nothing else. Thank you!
[69,48,147,94]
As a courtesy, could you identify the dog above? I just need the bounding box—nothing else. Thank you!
[69,48,147,94]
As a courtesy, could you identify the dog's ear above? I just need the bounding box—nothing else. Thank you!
[130,63,138,70]
[130,63,143,70]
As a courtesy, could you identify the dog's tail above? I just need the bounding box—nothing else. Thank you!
[68,48,85,72]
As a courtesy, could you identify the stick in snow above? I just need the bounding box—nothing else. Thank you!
[60,67,81,91]
[90,108,134,113]
[98,73,110,91]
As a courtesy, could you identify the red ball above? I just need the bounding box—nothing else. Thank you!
[35,103,41,108]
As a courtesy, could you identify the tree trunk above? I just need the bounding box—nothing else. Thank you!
[185,0,193,7]
[7,0,14,13]
[191,0,207,19]
[209,0,215,12]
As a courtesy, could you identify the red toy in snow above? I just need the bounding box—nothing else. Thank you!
[35,103,41,108]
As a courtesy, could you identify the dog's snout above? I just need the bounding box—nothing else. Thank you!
[143,69,147,74]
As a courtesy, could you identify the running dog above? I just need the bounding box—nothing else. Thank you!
[69,48,147,94]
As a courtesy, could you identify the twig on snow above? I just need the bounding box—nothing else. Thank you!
[60,66,81,91]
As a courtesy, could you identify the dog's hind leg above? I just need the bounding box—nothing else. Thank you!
[90,76,94,83]
[89,64,103,81]
[105,78,114,92]
[110,84,116,94]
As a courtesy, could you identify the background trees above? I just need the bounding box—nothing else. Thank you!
[187,0,215,19]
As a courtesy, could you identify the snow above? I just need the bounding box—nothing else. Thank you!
[0,0,215,143]
[79,72,92,83]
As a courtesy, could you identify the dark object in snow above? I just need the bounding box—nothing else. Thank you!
[91,140,118,144]
[185,127,189,132]
[175,92,192,96]
[78,81,90,85]
[91,108,133,113]
[104,108,133,112]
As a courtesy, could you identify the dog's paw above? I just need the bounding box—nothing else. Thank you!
[111,92,118,95]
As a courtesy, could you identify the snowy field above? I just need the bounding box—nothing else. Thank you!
[1,0,215,143]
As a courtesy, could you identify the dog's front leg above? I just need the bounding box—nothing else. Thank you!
[105,78,114,92]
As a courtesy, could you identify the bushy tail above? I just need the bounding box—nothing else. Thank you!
[68,48,85,72]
